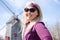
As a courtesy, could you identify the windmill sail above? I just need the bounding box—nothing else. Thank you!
[0,0,22,40]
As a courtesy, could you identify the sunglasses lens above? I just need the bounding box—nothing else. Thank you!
[24,8,29,12]
[24,8,36,12]
[30,8,35,12]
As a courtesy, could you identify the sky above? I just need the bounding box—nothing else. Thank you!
[0,0,60,38]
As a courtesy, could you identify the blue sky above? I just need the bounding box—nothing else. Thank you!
[0,0,60,38]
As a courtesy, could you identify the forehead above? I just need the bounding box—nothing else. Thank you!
[26,6,33,8]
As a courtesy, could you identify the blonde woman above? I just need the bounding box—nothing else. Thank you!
[22,1,53,40]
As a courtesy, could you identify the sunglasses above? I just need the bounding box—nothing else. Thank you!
[24,8,36,12]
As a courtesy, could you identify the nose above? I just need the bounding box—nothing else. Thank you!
[28,11,31,14]
[26,11,31,16]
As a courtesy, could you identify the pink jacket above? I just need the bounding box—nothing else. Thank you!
[24,22,53,40]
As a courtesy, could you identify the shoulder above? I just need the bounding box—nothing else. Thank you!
[36,22,45,26]
[33,22,53,40]
[34,22,47,29]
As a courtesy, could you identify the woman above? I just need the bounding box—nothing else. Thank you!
[22,1,53,40]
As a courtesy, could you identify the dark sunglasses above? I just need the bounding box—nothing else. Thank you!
[24,8,36,12]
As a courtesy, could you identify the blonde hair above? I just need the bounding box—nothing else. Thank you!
[22,1,43,39]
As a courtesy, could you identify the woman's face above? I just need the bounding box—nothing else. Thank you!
[24,6,38,21]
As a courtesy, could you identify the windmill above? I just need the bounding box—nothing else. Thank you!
[0,0,22,40]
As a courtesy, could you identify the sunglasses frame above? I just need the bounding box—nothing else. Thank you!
[24,8,37,13]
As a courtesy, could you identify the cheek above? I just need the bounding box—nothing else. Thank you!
[31,13,38,18]
[32,11,38,17]
[24,12,27,16]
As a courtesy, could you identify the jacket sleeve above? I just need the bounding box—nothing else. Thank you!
[34,22,53,40]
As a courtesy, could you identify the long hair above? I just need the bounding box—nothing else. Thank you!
[22,1,43,39]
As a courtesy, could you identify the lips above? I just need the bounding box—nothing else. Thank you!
[27,15,31,18]
[26,13,31,16]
